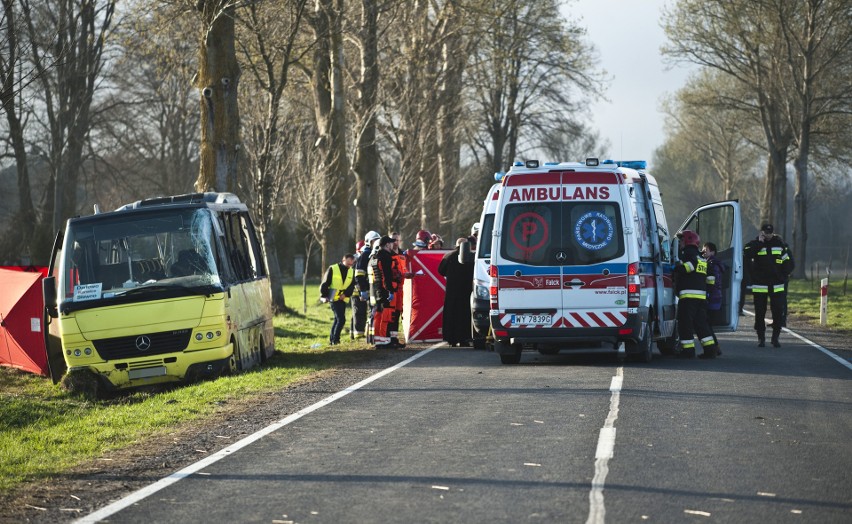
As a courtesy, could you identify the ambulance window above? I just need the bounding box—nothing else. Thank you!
[477,213,495,259]
[654,202,671,263]
[500,203,558,265]
[564,203,624,265]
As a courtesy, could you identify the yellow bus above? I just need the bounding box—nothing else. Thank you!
[42,192,274,395]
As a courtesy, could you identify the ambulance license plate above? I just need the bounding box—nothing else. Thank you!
[510,314,552,326]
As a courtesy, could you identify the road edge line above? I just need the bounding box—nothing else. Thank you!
[74,346,438,524]
[742,310,851,371]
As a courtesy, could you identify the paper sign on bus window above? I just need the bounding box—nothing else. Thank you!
[74,283,103,301]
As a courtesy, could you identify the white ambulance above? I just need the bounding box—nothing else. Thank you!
[488,158,742,364]
[471,182,501,349]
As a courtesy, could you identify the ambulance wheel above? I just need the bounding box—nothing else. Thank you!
[500,352,521,365]
[657,334,679,356]
[495,340,521,364]
[628,324,653,363]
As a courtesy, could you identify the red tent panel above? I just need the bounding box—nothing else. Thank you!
[0,268,49,376]
[403,250,448,343]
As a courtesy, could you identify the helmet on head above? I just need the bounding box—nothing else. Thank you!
[355,240,365,252]
[415,229,431,248]
[680,230,700,248]
[364,230,380,243]
[471,222,481,236]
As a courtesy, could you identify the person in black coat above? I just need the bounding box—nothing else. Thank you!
[438,238,474,347]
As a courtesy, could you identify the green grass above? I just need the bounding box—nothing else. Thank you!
[0,281,370,493]
[786,278,852,332]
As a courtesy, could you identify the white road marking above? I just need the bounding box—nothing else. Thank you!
[74,346,438,524]
[586,366,624,524]
[743,310,852,371]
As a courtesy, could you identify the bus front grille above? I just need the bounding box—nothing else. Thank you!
[93,329,192,360]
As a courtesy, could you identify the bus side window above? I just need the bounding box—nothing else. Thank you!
[240,212,266,278]
[223,213,252,281]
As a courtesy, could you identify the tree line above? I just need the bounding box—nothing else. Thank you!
[1,0,849,312]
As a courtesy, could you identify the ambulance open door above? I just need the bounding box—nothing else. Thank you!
[678,200,742,332]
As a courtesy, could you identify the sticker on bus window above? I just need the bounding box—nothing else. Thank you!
[74,283,103,301]
[574,211,614,251]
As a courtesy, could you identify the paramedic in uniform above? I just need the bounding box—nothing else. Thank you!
[743,223,793,347]
[370,236,398,348]
[319,254,356,345]
[673,230,718,359]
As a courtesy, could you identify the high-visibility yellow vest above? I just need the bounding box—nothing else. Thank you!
[330,264,353,302]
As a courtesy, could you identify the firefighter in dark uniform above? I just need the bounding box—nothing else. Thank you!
[352,231,380,339]
[370,236,398,348]
[674,230,718,359]
[743,223,793,347]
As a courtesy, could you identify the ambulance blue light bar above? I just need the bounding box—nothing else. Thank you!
[600,159,647,170]
[494,171,506,181]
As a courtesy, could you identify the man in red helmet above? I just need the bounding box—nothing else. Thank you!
[673,230,718,359]
[412,229,431,251]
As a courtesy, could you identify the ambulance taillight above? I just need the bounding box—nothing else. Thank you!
[627,262,640,308]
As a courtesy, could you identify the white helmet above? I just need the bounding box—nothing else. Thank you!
[471,222,481,236]
[364,230,380,243]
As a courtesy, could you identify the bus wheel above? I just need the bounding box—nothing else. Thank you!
[61,369,101,400]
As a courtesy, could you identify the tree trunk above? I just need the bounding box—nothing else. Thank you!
[311,0,350,270]
[262,226,287,313]
[352,0,380,238]
[195,1,241,193]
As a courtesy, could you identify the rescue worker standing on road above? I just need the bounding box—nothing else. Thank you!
[370,236,398,348]
[744,223,794,347]
[388,232,407,348]
[319,254,356,345]
[703,242,727,356]
[674,230,718,359]
[353,232,380,339]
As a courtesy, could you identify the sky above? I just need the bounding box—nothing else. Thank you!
[562,0,697,167]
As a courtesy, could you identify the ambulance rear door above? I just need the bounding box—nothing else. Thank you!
[557,171,629,329]
[678,200,742,332]
[494,172,564,330]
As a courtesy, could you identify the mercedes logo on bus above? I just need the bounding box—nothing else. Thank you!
[135,335,152,351]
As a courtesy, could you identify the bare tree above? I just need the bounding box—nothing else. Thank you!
[776,0,852,278]
[662,0,793,235]
[0,0,36,258]
[236,0,311,312]
[23,0,116,240]
[464,0,600,178]
[306,0,350,271]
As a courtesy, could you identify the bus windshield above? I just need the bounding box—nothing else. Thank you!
[60,208,222,305]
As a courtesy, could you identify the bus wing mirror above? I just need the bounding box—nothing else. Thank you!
[43,276,58,318]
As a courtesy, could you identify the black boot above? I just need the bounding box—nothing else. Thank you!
[757,332,765,347]
[698,345,718,359]
[677,348,696,359]
[771,331,781,348]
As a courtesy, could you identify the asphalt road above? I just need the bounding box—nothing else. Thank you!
[81,325,851,524]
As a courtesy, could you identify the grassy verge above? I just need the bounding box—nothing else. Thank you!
[0,281,368,493]
[784,278,852,331]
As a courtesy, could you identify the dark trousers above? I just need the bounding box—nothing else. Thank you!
[351,296,367,335]
[677,298,715,354]
[330,300,347,343]
[753,291,786,336]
